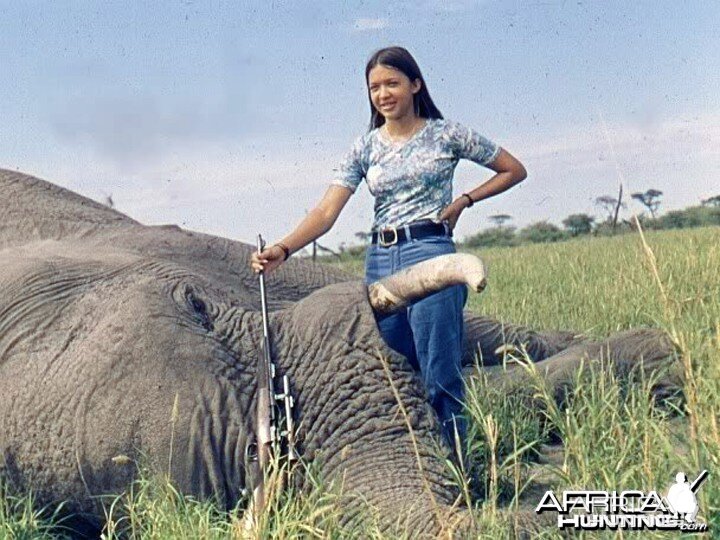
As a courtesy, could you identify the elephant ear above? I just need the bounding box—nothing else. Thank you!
[0,168,138,249]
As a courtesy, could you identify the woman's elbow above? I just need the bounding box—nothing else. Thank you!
[513,162,527,184]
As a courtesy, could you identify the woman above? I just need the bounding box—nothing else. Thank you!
[250,46,526,455]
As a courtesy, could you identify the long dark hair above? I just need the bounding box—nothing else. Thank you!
[364,46,443,132]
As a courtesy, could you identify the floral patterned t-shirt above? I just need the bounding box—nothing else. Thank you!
[331,117,501,231]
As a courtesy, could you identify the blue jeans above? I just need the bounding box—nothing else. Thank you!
[365,232,469,451]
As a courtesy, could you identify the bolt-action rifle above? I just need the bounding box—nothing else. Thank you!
[252,234,297,518]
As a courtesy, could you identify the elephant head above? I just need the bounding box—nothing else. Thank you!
[0,169,492,536]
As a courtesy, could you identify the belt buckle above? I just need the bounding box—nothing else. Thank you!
[378,226,398,247]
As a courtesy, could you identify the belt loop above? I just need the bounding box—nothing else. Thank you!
[403,224,411,242]
[442,220,450,236]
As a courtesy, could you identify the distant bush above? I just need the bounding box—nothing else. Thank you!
[562,213,594,236]
[519,221,567,243]
[653,205,720,229]
[341,244,367,258]
[593,220,635,236]
[463,226,518,248]
[654,209,703,229]
[701,194,720,207]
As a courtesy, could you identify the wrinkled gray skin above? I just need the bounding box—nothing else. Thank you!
[0,170,679,537]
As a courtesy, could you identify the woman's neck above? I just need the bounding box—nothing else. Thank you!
[382,114,425,140]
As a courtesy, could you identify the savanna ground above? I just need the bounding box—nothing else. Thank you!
[2,226,718,539]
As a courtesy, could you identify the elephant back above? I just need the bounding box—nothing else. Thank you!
[0,168,356,307]
[0,168,138,249]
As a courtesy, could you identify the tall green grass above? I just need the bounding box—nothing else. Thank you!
[1,226,717,538]
[0,482,71,539]
[338,226,720,536]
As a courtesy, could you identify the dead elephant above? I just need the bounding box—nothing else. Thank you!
[0,169,679,536]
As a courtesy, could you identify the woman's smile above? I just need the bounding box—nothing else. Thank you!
[368,64,420,120]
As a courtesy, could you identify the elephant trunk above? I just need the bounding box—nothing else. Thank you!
[320,435,469,537]
[367,254,487,314]
[271,281,473,536]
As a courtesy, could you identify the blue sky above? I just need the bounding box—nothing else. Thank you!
[2,1,719,250]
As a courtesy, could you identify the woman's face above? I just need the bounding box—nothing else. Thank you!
[367,64,421,121]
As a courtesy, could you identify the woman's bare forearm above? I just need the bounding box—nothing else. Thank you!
[274,185,352,255]
[456,147,527,207]
[277,208,334,255]
[465,170,524,204]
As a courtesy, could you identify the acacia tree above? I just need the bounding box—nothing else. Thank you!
[562,213,594,236]
[488,214,512,227]
[631,189,663,218]
[594,195,624,223]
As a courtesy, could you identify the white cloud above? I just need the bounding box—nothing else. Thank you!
[16,134,343,247]
[520,112,720,166]
[44,136,334,205]
[352,18,390,32]
[473,111,720,230]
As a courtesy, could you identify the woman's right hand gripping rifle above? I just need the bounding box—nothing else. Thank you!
[248,185,353,276]
[251,244,287,275]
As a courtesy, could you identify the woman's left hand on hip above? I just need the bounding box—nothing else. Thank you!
[438,200,466,231]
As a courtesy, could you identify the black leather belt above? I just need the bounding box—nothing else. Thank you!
[371,220,451,247]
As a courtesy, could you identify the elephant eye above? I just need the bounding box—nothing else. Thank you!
[184,286,214,332]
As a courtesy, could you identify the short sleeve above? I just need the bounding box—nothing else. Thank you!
[331,135,366,193]
[447,120,501,166]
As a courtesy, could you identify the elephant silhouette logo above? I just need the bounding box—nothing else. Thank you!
[666,470,707,523]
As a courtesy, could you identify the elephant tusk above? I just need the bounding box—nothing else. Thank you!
[367,253,487,314]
